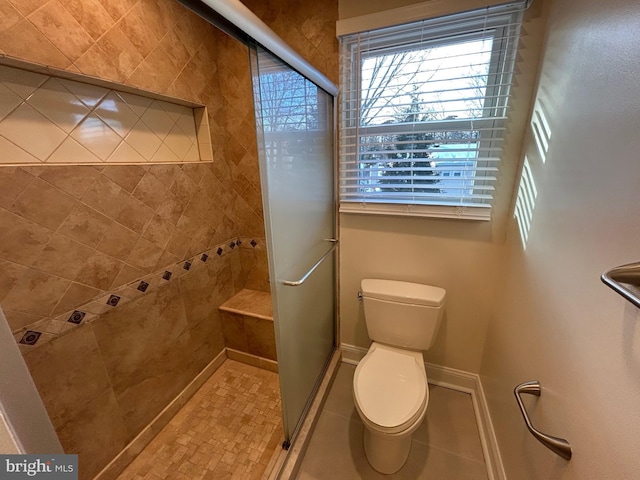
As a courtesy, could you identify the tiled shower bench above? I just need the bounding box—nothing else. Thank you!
[219,289,278,372]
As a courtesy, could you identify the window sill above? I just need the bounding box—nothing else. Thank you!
[339,202,491,221]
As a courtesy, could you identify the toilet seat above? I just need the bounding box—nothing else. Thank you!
[354,343,428,434]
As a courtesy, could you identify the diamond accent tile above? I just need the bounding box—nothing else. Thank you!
[106,294,120,306]
[137,281,149,292]
[250,239,257,247]
[162,271,172,280]
[183,261,191,271]
[217,247,223,256]
[201,253,208,262]
[19,330,41,345]
[67,310,86,324]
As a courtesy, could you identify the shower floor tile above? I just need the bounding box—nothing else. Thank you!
[116,359,282,480]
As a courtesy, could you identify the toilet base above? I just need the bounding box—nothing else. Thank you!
[363,425,413,474]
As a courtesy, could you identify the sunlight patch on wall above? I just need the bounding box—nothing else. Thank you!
[514,156,538,248]
[531,98,552,163]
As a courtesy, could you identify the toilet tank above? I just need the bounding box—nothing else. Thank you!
[361,279,446,351]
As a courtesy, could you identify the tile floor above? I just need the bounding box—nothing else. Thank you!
[296,362,488,480]
[116,359,283,480]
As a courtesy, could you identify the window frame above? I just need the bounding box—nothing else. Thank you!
[339,7,524,220]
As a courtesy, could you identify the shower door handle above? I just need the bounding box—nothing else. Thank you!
[514,381,572,460]
[282,240,338,286]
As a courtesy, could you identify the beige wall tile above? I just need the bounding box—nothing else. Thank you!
[23,325,129,480]
[10,177,78,230]
[57,0,114,40]
[32,233,95,280]
[51,282,101,316]
[27,0,94,62]
[2,268,71,316]
[95,24,143,81]
[59,203,112,247]
[244,317,277,361]
[36,165,99,198]
[141,214,173,248]
[220,311,248,353]
[101,164,145,192]
[96,222,139,260]
[0,258,27,302]
[75,252,124,290]
[0,0,22,34]
[117,2,159,58]
[0,19,70,69]
[82,174,129,217]
[126,237,163,271]
[132,172,165,210]
[0,167,35,209]
[116,195,154,234]
[0,208,53,265]
[91,283,193,436]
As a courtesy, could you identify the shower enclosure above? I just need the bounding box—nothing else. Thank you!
[250,44,337,444]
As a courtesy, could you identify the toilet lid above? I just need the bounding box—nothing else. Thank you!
[354,345,427,429]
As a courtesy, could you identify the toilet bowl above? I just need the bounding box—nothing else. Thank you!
[353,279,446,474]
[354,342,428,474]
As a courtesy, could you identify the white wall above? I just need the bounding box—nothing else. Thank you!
[338,0,548,373]
[480,0,640,477]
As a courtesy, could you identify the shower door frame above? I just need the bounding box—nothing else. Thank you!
[249,43,340,446]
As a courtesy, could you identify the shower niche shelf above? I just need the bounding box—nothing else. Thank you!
[601,261,640,308]
[0,55,213,167]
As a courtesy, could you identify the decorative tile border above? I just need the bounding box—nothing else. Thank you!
[12,236,267,353]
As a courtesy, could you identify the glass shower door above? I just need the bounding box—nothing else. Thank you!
[250,45,336,443]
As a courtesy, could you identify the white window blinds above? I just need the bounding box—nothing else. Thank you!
[339,2,526,220]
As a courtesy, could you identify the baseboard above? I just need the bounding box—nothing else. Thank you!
[93,349,227,480]
[340,343,506,480]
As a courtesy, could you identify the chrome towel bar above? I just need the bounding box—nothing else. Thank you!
[601,261,640,308]
[282,240,338,287]
[514,381,572,460]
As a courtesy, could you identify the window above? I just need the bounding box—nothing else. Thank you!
[339,3,526,220]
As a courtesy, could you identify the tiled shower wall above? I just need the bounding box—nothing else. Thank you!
[0,0,268,479]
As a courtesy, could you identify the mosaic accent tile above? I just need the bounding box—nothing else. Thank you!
[251,239,257,247]
[183,261,191,271]
[217,247,223,256]
[19,330,41,345]
[230,241,236,249]
[11,240,240,350]
[106,295,120,307]
[67,310,86,324]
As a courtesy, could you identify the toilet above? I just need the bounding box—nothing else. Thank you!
[353,279,446,474]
